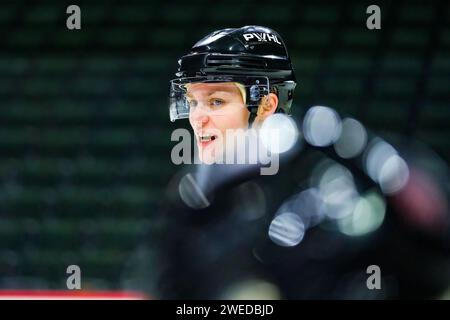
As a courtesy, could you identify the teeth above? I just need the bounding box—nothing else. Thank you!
[200,135,216,142]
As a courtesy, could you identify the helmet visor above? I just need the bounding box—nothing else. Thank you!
[169,75,269,122]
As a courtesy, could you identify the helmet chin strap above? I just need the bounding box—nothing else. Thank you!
[247,106,259,128]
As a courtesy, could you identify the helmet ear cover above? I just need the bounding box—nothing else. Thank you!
[247,81,296,124]
[271,80,297,115]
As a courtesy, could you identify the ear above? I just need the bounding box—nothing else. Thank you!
[253,93,278,127]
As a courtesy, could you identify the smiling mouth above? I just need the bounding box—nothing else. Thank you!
[199,134,217,142]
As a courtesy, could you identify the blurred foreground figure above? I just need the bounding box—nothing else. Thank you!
[126,26,450,299]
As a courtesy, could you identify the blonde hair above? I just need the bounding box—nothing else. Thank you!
[234,82,247,104]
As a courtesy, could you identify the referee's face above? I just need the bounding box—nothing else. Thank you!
[187,82,250,163]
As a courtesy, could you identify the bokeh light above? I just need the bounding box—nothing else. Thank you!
[333,118,368,159]
[276,188,326,229]
[231,182,267,221]
[268,212,305,247]
[220,279,281,300]
[314,161,359,220]
[392,167,449,234]
[364,138,409,194]
[337,190,386,236]
[364,138,397,181]
[178,173,210,209]
[378,154,409,194]
[303,106,342,147]
[259,113,299,154]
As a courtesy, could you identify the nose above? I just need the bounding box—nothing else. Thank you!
[190,105,209,128]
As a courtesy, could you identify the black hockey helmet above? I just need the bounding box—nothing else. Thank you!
[169,25,296,122]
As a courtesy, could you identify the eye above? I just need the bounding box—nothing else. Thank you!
[188,99,198,108]
[210,98,224,108]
